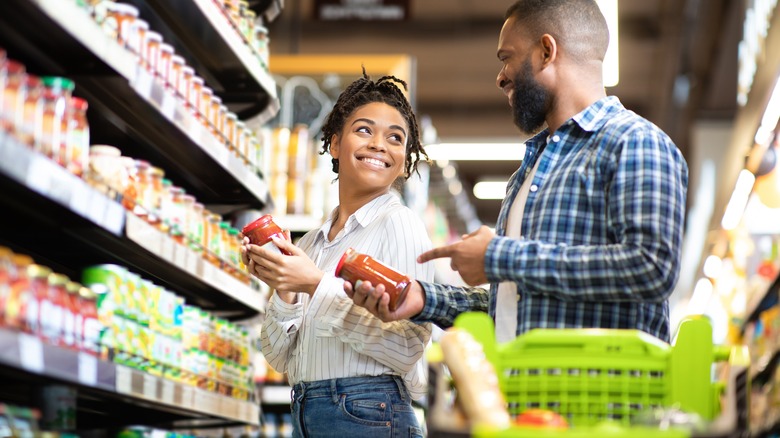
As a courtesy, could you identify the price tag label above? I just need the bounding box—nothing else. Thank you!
[25,157,51,195]
[133,68,154,100]
[174,243,187,269]
[103,201,126,235]
[161,379,175,405]
[143,374,157,400]
[116,366,132,394]
[88,193,108,227]
[69,184,91,219]
[181,385,194,408]
[78,352,98,386]
[185,248,200,274]
[18,333,44,373]
[161,91,176,121]
[160,235,175,263]
[47,172,73,206]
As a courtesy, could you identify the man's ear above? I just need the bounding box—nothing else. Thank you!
[539,33,558,67]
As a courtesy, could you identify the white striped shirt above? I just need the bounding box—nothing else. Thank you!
[260,193,434,399]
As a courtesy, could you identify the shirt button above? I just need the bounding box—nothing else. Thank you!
[530,184,538,192]
[552,135,560,142]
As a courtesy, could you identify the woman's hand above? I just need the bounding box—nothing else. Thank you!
[242,236,324,296]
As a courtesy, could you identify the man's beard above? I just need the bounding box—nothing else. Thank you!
[511,59,550,135]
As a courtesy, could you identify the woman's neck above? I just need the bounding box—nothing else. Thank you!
[327,190,389,241]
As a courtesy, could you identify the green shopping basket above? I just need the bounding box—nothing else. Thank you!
[452,312,731,429]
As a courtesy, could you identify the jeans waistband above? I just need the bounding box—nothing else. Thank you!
[292,375,408,402]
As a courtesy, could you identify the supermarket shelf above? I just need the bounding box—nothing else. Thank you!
[139,0,280,123]
[751,348,780,385]
[740,272,780,334]
[258,0,285,23]
[0,0,271,209]
[0,328,260,427]
[261,385,292,406]
[0,135,264,320]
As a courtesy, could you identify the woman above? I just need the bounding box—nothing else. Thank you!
[242,69,432,438]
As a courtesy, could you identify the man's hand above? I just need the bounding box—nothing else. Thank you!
[345,280,425,322]
[417,225,494,286]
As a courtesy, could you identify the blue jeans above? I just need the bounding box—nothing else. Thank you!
[290,375,423,438]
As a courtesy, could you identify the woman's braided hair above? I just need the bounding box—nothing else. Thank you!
[320,67,429,179]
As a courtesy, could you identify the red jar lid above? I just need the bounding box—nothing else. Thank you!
[70,96,88,111]
[335,247,355,278]
[242,214,274,236]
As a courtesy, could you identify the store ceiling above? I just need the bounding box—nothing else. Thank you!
[267,0,742,230]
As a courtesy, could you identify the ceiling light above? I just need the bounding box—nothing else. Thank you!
[424,142,526,161]
[721,169,756,230]
[596,0,619,87]
[473,180,508,200]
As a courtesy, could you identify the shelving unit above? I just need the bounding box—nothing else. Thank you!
[0,0,281,434]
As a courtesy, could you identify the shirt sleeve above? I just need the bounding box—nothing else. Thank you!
[259,292,304,374]
[483,126,688,303]
[412,281,490,328]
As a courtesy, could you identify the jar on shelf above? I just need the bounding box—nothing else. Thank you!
[4,254,33,331]
[63,281,82,349]
[254,25,269,66]
[200,86,213,127]
[235,121,249,163]
[218,105,228,143]
[168,186,186,242]
[158,43,175,86]
[227,227,241,272]
[19,75,42,148]
[205,213,223,265]
[189,76,204,118]
[145,166,165,225]
[1,60,25,133]
[127,159,151,217]
[126,18,149,57]
[66,96,90,177]
[225,113,238,152]
[218,221,231,265]
[38,76,75,167]
[181,194,196,246]
[87,144,123,195]
[190,202,205,252]
[209,95,223,136]
[169,55,185,95]
[143,31,163,75]
[243,9,256,45]
[178,66,194,104]
[157,177,173,233]
[27,265,53,337]
[78,285,101,355]
[248,132,261,170]
[101,2,139,47]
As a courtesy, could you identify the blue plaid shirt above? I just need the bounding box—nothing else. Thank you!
[413,96,688,342]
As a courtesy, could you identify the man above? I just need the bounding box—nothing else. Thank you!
[346,0,688,343]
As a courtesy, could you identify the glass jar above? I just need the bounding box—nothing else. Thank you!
[19,75,42,148]
[0,247,13,327]
[254,25,269,65]
[208,95,222,135]
[158,177,173,233]
[127,18,149,57]
[218,104,228,142]
[102,2,139,47]
[78,285,101,355]
[243,10,256,44]
[143,31,163,75]
[181,194,196,246]
[248,132,261,169]
[128,159,151,217]
[67,96,90,177]
[5,255,33,331]
[190,202,205,252]
[1,60,25,133]
[241,214,291,255]
[25,264,51,336]
[64,281,82,349]
[200,86,213,127]
[38,76,75,167]
[205,213,222,265]
[335,248,412,311]
[178,66,194,104]
[225,113,238,152]
[235,121,249,163]
[169,55,185,95]
[87,144,123,194]
[145,166,165,225]
[218,221,231,265]
[158,43,174,85]
[169,186,186,242]
[227,227,241,271]
[189,76,204,119]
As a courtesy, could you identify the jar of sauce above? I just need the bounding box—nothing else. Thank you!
[335,248,412,311]
[241,214,291,255]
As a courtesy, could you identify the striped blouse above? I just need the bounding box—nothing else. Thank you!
[260,193,434,399]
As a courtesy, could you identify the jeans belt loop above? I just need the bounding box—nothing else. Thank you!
[331,378,340,404]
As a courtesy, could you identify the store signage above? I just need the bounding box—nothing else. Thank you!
[738,0,779,106]
[314,0,410,21]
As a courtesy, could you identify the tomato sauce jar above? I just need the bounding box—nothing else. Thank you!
[335,248,412,311]
[241,215,292,255]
